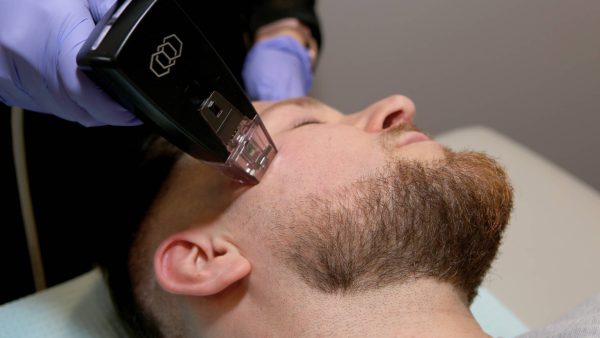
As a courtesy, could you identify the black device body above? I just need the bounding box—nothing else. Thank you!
[77,0,257,163]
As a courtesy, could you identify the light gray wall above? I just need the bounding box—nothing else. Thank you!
[312,0,600,192]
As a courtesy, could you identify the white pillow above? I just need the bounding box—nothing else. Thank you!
[0,269,128,337]
[0,267,528,338]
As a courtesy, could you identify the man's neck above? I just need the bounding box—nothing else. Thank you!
[220,278,490,337]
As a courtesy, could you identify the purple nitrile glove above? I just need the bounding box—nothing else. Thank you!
[242,35,313,101]
[0,0,140,127]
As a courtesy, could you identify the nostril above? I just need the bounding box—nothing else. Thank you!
[382,111,403,129]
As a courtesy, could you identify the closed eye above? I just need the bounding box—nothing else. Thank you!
[292,119,323,129]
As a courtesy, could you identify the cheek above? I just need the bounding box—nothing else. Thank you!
[265,129,385,197]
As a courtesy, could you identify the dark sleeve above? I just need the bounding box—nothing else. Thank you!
[249,0,322,48]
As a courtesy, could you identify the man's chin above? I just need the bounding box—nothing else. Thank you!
[278,147,513,300]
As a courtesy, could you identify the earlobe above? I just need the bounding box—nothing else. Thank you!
[154,231,251,296]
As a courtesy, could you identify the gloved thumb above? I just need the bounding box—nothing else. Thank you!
[89,0,117,23]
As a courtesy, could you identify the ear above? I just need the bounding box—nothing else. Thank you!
[154,229,251,296]
[359,95,416,132]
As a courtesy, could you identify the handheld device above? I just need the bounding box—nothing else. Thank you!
[77,0,277,184]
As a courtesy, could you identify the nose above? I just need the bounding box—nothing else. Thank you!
[352,95,416,133]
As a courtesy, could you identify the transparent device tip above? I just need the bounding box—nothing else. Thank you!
[222,115,277,185]
[198,91,277,185]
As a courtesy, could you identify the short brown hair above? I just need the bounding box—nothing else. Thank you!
[94,135,181,337]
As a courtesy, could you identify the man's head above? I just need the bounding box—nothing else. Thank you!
[103,95,513,337]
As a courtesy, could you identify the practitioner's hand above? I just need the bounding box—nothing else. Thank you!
[242,35,313,101]
[0,0,140,126]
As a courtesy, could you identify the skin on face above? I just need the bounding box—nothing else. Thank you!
[155,95,447,255]
[252,96,445,199]
[157,95,447,240]
[225,96,447,242]
[153,95,448,257]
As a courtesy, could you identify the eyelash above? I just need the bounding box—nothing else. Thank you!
[293,119,322,129]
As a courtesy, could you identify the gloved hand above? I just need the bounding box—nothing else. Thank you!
[242,35,313,101]
[0,0,140,126]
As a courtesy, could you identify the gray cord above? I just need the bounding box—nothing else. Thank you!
[11,107,46,291]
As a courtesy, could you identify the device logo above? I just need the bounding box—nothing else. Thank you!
[149,34,183,78]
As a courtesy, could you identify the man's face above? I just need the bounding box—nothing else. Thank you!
[253,96,444,196]
[151,95,512,303]
[157,95,441,242]
[229,96,445,222]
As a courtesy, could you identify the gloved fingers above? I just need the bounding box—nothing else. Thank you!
[75,73,142,126]
[88,0,117,23]
[245,64,307,101]
[57,4,140,126]
[0,1,51,111]
[0,76,43,113]
[245,70,307,101]
[50,88,106,127]
[242,36,313,101]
